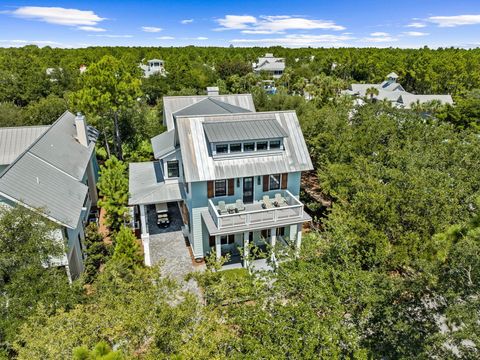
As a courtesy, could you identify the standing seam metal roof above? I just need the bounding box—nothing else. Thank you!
[0,126,49,165]
[203,118,288,143]
[0,111,96,228]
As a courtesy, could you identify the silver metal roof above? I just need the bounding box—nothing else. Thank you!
[203,118,288,143]
[151,129,176,159]
[128,161,185,205]
[175,97,252,118]
[0,111,96,228]
[0,125,49,165]
[176,111,313,182]
[163,94,256,131]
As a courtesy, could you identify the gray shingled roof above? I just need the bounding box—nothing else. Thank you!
[176,111,313,182]
[163,94,256,131]
[128,161,184,205]
[151,129,176,159]
[0,111,96,228]
[203,118,288,143]
[0,125,49,165]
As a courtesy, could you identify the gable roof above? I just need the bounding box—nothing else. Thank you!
[0,125,49,165]
[175,97,252,118]
[163,94,256,131]
[0,111,97,228]
[176,111,313,182]
[203,118,288,143]
[151,129,176,159]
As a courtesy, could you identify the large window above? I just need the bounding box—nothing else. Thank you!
[270,140,281,149]
[167,160,179,178]
[269,174,281,190]
[216,144,228,154]
[221,234,235,245]
[214,180,227,197]
[256,141,268,150]
[243,142,255,152]
[230,143,242,153]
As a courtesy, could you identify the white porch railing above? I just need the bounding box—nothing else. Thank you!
[208,190,304,230]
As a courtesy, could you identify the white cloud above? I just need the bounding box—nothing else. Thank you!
[361,35,398,43]
[157,36,175,40]
[406,22,426,28]
[370,32,390,36]
[77,26,106,32]
[216,14,345,34]
[89,34,133,38]
[141,26,162,33]
[0,39,63,47]
[231,34,354,47]
[403,31,429,37]
[8,6,105,26]
[181,19,193,24]
[196,37,208,40]
[427,14,480,27]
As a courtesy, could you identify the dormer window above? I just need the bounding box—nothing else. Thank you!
[216,144,228,154]
[256,141,268,151]
[244,142,255,152]
[270,140,281,149]
[230,143,242,153]
[167,160,179,178]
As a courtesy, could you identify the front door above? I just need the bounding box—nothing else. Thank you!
[243,177,254,204]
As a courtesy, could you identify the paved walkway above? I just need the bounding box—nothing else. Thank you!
[147,203,204,297]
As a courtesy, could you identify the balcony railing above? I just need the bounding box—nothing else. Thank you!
[207,189,304,230]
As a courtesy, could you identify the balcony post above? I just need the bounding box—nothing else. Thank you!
[243,231,250,268]
[215,235,221,260]
[295,223,303,255]
[139,204,151,266]
[270,227,277,263]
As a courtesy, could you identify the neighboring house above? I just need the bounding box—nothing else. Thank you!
[0,111,99,280]
[79,64,87,74]
[139,59,167,78]
[129,88,313,268]
[253,53,285,79]
[45,67,63,81]
[343,72,454,108]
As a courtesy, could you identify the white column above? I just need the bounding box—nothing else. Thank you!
[243,232,250,267]
[270,227,277,263]
[215,235,221,260]
[295,223,303,254]
[139,204,151,266]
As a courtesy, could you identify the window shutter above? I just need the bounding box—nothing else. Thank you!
[281,173,288,189]
[207,181,214,198]
[228,178,235,196]
[263,175,269,192]
[209,235,215,247]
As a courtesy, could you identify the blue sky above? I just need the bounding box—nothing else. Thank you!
[0,0,480,48]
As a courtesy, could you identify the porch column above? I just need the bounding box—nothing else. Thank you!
[243,231,250,268]
[139,204,151,266]
[270,227,277,263]
[295,223,303,255]
[215,235,221,260]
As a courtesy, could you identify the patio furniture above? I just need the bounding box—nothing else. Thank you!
[157,213,170,227]
[261,195,274,209]
[235,199,246,212]
[227,204,236,214]
[274,193,287,207]
[218,201,228,215]
[155,203,168,214]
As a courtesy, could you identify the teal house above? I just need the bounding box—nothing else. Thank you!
[129,88,313,267]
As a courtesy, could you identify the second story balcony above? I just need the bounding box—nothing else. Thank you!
[203,189,309,235]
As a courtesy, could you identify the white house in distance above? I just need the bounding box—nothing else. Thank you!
[139,59,167,78]
[128,87,313,269]
[253,53,286,79]
[343,72,454,109]
[0,111,99,280]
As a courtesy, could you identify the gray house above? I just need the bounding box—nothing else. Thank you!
[0,111,99,280]
[253,53,286,79]
[343,72,454,108]
[129,88,313,268]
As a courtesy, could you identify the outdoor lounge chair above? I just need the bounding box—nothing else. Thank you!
[275,193,287,207]
[235,199,246,212]
[261,195,274,209]
[218,201,228,215]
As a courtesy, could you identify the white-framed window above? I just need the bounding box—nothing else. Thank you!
[167,160,179,178]
[269,174,281,190]
[244,142,255,151]
[230,143,242,153]
[269,140,281,149]
[221,234,235,245]
[214,179,227,197]
[216,144,228,154]
[256,141,268,150]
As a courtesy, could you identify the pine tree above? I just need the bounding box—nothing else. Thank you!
[112,226,143,268]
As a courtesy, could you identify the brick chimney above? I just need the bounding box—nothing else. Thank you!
[75,112,89,147]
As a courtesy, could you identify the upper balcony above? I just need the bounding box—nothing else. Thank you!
[202,189,311,236]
